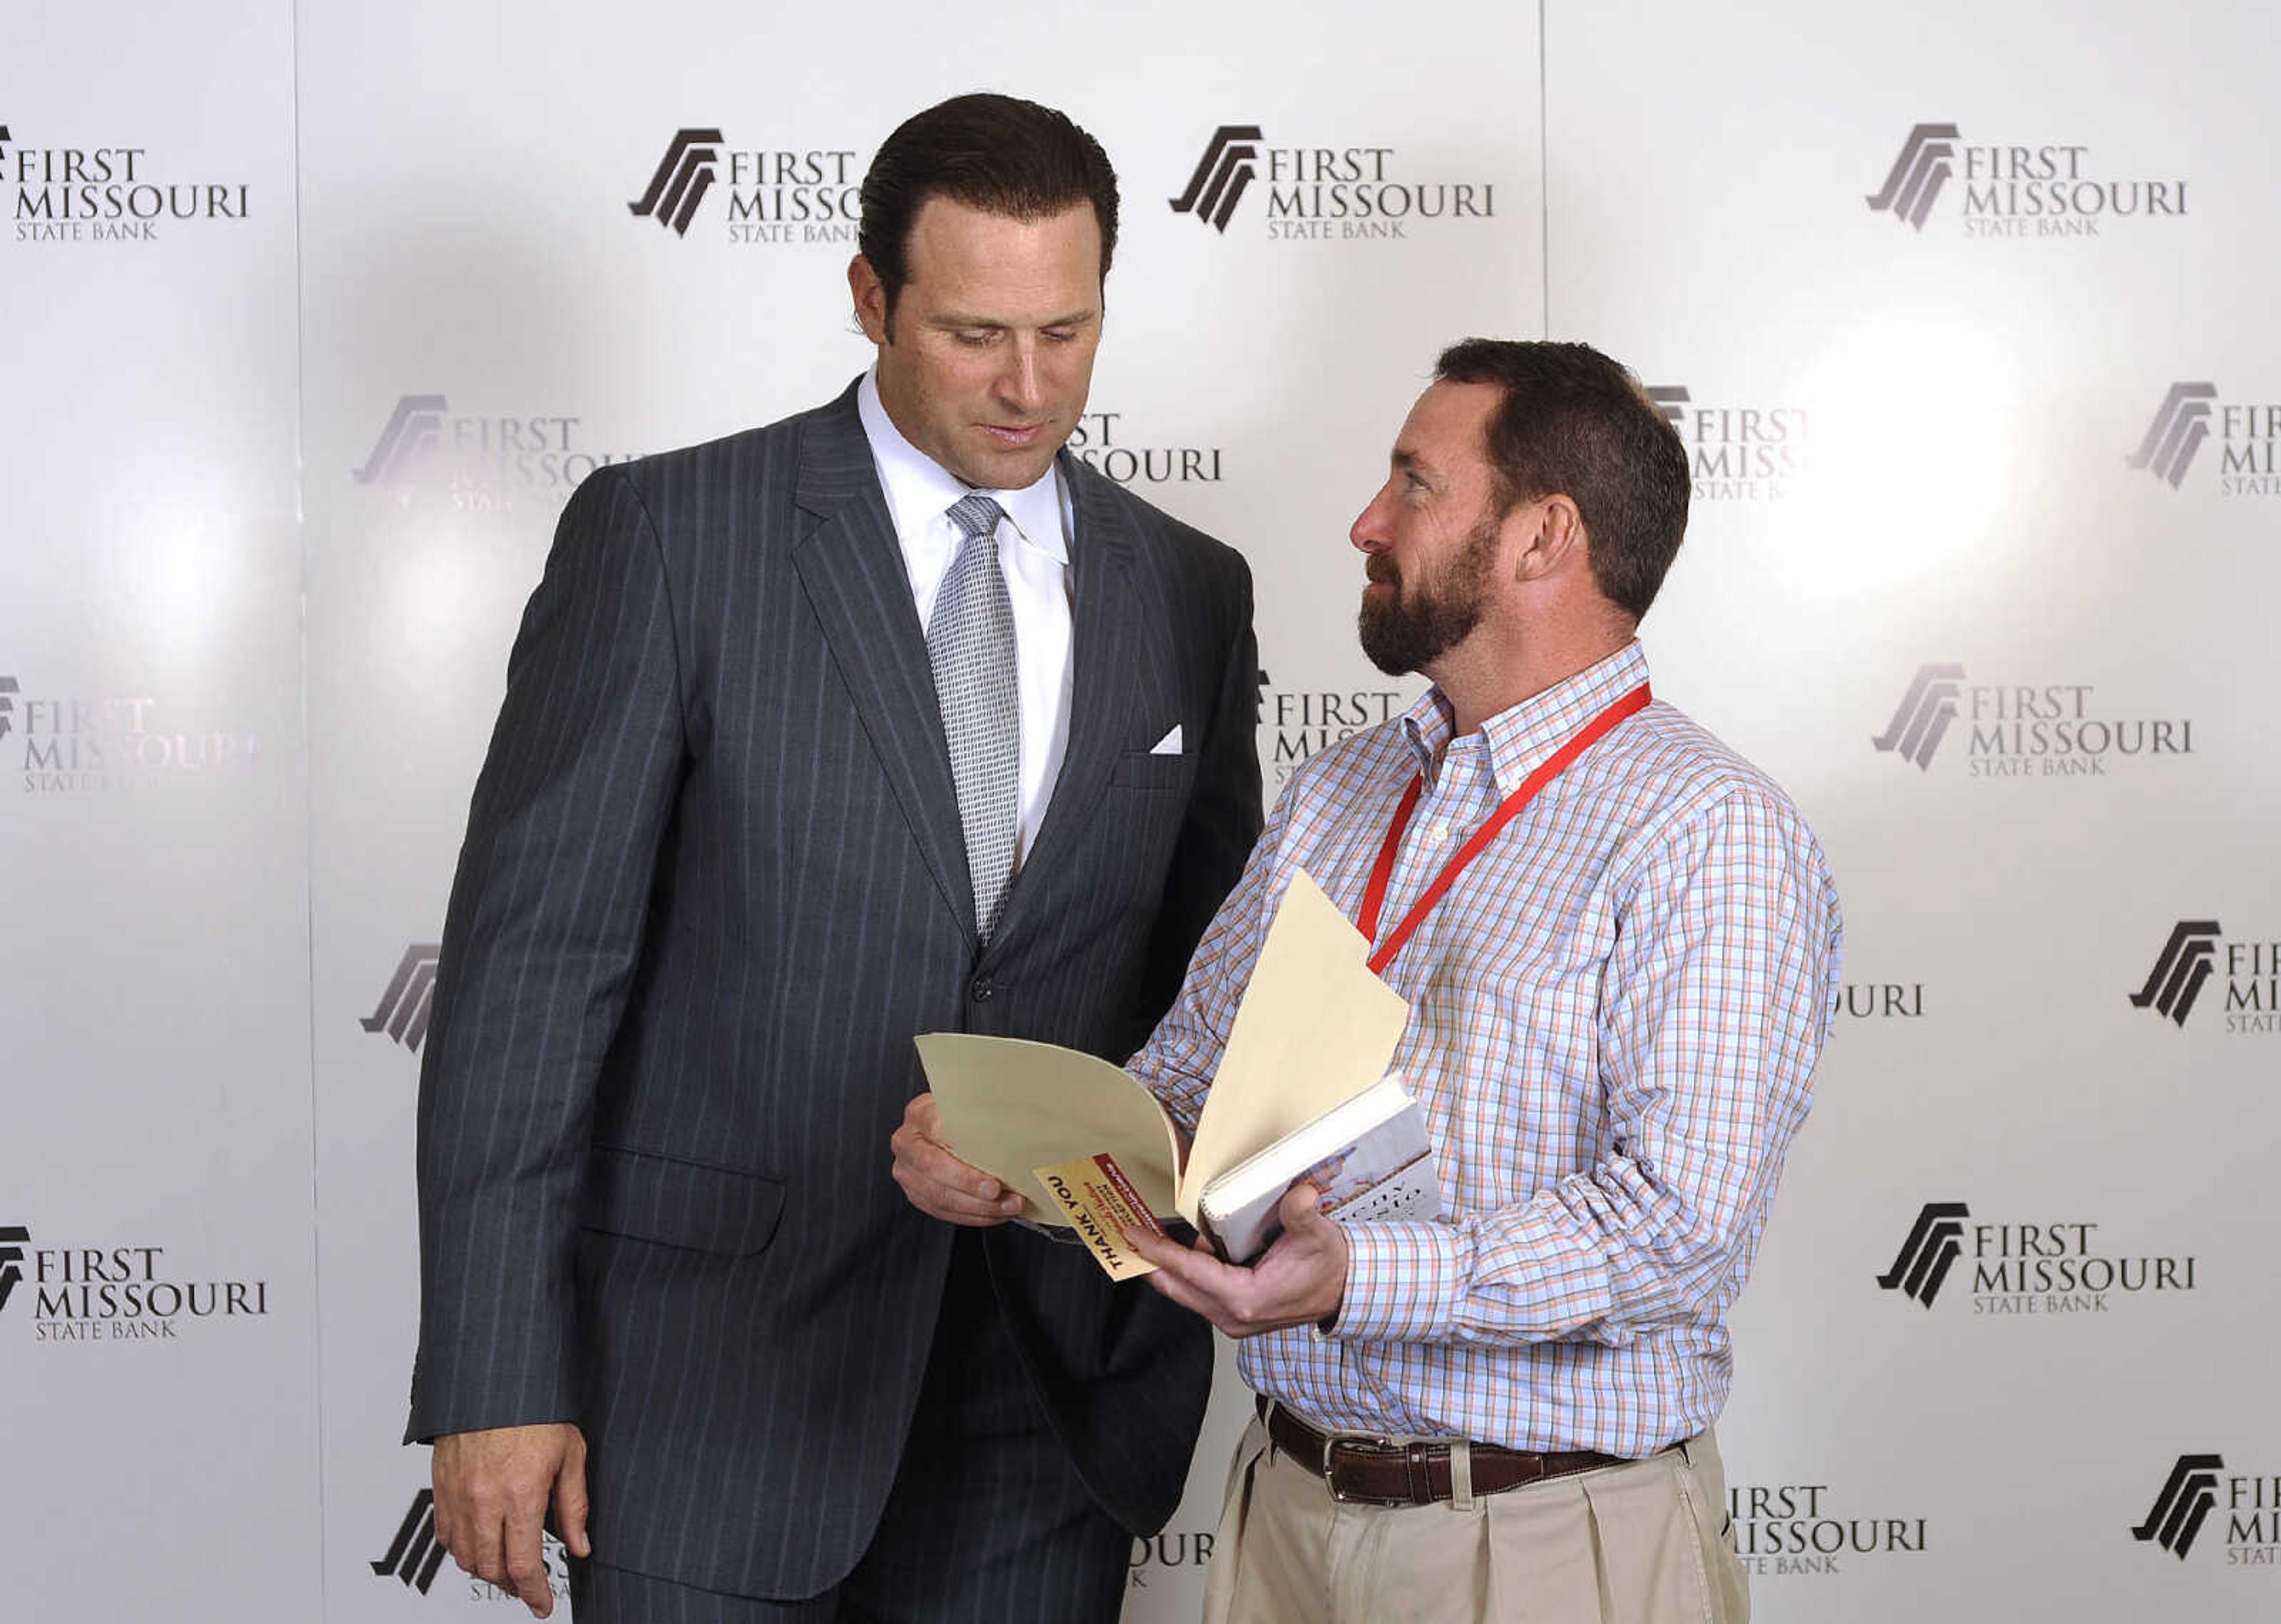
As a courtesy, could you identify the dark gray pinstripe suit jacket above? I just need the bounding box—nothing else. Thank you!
[407,381,1262,1600]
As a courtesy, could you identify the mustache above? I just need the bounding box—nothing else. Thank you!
[1364,556,1400,587]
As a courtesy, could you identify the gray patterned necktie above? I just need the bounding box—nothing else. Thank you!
[927,492,1021,941]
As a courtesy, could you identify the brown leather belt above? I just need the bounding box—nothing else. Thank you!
[1260,1398,1628,1506]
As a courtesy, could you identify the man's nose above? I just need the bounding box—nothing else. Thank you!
[997,340,1046,414]
[1350,485,1395,552]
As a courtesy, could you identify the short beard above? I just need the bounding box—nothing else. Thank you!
[1357,513,1500,676]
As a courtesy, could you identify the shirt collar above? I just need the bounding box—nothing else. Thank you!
[857,368,1069,564]
[1399,642,1652,795]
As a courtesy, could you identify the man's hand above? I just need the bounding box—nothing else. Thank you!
[890,1091,1025,1226]
[431,1423,589,1619]
[1127,1182,1350,1337]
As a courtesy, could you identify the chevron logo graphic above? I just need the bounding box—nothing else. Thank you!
[2129,921,2222,1026]
[1865,123,1962,231]
[1875,1202,1969,1307]
[1644,385,1690,431]
[0,675,19,740]
[0,127,11,162]
[362,943,443,1053]
[0,1226,28,1315]
[1870,663,1967,769]
[1169,125,1266,233]
[372,1489,448,1593]
[2127,382,2219,488]
[2133,1455,2225,1559]
[628,128,725,236]
[352,395,448,486]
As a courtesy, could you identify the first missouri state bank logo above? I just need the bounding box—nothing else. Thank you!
[5,122,252,244]
[1869,664,1963,769]
[1645,384,1810,502]
[4,673,260,794]
[626,128,861,245]
[4,1225,271,1344]
[1875,1202,1967,1306]
[1876,1201,2196,1316]
[1865,122,2186,237]
[0,1226,27,1314]
[363,943,441,1053]
[2130,920,2278,1035]
[628,128,722,236]
[2137,1456,2225,1559]
[2128,382,2281,495]
[2132,922,2220,1026]
[1863,124,1959,231]
[1168,124,1495,241]
[2132,1454,2281,1564]
[1869,662,2193,778]
[1168,127,1263,232]
[352,395,639,510]
[353,396,447,486]
[373,1490,448,1594]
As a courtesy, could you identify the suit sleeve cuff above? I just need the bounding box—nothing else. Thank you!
[1323,1219,1461,1342]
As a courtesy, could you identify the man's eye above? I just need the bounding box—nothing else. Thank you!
[953,330,996,347]
[1042,327,1078,344]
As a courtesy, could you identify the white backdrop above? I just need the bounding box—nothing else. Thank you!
[4,1,2276,1619]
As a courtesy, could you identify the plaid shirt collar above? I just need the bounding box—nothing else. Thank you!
[1399,640,1652,797]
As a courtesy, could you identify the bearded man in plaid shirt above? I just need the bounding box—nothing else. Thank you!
[897,338,1841,1622]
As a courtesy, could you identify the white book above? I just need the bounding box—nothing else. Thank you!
[1197,1077,1440,1264]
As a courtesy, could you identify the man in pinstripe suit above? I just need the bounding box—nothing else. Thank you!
[408,94,1262,1622]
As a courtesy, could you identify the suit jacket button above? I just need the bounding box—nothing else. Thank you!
[969,975,995,1003]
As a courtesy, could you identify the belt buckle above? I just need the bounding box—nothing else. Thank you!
[1321,1435,1403,1506]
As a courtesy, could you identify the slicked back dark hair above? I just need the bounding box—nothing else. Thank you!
[858,93,1119,331]
[1433,339,1691,623]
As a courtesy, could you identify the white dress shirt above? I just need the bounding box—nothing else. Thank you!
[857,369,1075,867]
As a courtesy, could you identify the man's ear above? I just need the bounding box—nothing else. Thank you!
[848,255,890,346]
[1513,494,1587,583]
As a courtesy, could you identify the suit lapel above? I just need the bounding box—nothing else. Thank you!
[789,386,977,945]
[993,455,1138,947]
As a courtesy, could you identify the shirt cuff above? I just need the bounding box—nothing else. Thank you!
[1324,1219,1462,1342]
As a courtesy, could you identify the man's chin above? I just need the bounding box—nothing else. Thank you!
[1357,609,1421,678]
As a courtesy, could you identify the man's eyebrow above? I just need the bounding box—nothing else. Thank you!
[926,307,1101,330]
[1391,447,1429,475]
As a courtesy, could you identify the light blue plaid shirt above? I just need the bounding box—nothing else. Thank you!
[1129,643,1843,1457]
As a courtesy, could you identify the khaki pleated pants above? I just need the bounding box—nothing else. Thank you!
[1202,1415,1748,1624]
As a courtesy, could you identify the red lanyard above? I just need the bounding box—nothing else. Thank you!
[1357,684,1651,976]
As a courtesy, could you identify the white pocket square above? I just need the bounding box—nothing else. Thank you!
[1149,724,1183,756]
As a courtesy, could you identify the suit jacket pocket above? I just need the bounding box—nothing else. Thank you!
[579,1143,786,1258]
[1108,748,1194,791]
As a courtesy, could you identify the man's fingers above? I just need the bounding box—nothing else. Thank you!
[906,1135,1015,1205]
[460,1495,506,1587]
[431,1493,459,1566]
[890,1151,1025,1224]
[1127,1228,1239,1301]
[503,1493,554,1618]
[1132,1237,1245,1335]
[890,1101,1025,1225]
[1126,1224,1207,1276]
[551,1436,591,1560]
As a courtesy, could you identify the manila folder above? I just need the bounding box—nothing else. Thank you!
[915,1034,1183,1224]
